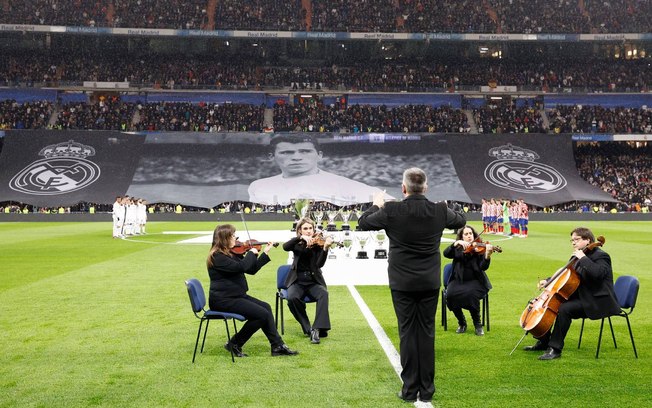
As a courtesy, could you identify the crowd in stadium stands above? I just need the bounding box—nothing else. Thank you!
[473,99,546,134]
[112,0,208,29]
[2,0,650,33]
[575,142,651,207]
[133,102,266,132]
[548,105,652,134]
[215,0,305,31]
[273,102,471,133]
[55,99,137,130]
[0,99,53,129]
[1,51,648,93]
[3,99,652,136]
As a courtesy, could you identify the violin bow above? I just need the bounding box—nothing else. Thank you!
[239,210,253,243]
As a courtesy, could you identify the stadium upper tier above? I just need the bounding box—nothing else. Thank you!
[1,52,650,93]
[1,0,650,34]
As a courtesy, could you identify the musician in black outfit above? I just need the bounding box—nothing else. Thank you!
[358,167,466,403]
[283,217,334,344]
[443,225,494,336]
[207,224,298,357]
[524,227,620,360]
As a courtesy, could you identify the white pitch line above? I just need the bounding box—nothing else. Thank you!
[347,284,433,407]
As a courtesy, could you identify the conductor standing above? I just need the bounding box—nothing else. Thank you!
[358,167,466,403]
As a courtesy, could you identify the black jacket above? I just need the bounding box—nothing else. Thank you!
[207,251,270,303]
[358,194,466,291]
[283,236,328,287]
[573,247,621,319]
[443,244,492,291]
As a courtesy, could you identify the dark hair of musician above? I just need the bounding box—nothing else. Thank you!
[456,225,479,240]
[570,227,595,243]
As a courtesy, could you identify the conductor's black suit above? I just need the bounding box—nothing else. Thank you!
[358,194,466,401]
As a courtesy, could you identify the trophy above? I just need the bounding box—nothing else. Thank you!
[313,210,324,230]
[291,198,312,231]
[356,232,370,259]
[355,208,364,230]
[373,229,388,259]
[326,210,339,231]
[342,231,354,258]
[340,209,352,231]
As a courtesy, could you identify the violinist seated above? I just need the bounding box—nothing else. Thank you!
[443,226,494,336]
[207,224,298,357]
[282,217,333,345]
[524,227,620,360]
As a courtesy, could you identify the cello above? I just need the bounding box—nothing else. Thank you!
[519,236,605,339]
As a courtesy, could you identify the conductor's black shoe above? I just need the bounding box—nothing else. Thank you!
[271,344,299,356]
[419,394,433,403]
[397,391,417,403]
[455,324,467,334]
[523,340,548,351]
[224,342,248,357]
[310,328,320,344]
[538,347,562,360]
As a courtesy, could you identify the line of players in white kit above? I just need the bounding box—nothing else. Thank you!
[112,196,148,238]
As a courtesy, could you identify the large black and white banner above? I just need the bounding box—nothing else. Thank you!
[448,134,615,207]
[0,131,615,208]
[0,131,145,207]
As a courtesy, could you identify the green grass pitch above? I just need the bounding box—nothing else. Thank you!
[1,220,651,407]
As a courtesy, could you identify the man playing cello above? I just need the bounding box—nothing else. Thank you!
[523,227,620,360]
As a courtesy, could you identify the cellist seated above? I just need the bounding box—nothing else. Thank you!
[523,227,620,360]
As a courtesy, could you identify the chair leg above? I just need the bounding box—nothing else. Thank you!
[441,292,448,331]
[624,314,638,358]
[608,316,617,349]
[577,318,585,349]
[275,294,280,330]
[595,318,605,359]
[223,319,235,363]
[200,319,210,353]
[280,297,285,335]
[192,319,205,363]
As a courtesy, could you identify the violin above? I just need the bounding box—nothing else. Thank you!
[461,237,502,254]
[231,239,279,255]
[306,232,344,248]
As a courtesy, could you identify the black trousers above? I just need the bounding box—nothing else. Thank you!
[540,297,587,351]
[391,289,439,401]
[287,282,330,334]
[211,294,283,348]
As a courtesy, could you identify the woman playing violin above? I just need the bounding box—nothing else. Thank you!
[282,217,333,344]
[443,226,494,336]
[523,227,620,360]
[207,224,298,357]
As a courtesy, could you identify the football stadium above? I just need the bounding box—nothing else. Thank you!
[0,2,651,407]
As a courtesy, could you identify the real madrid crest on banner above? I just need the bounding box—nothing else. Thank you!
[484,143,567,194]
[9,140,101,195]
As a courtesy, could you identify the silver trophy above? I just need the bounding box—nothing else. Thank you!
[355,208,364,230]
[313,210,324,230]
[373,229,388,259]
[340,209,352,231]
[291,198,312,231]
[356,232,370,259]
[342,231,354,258]
[326,210,339,231]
